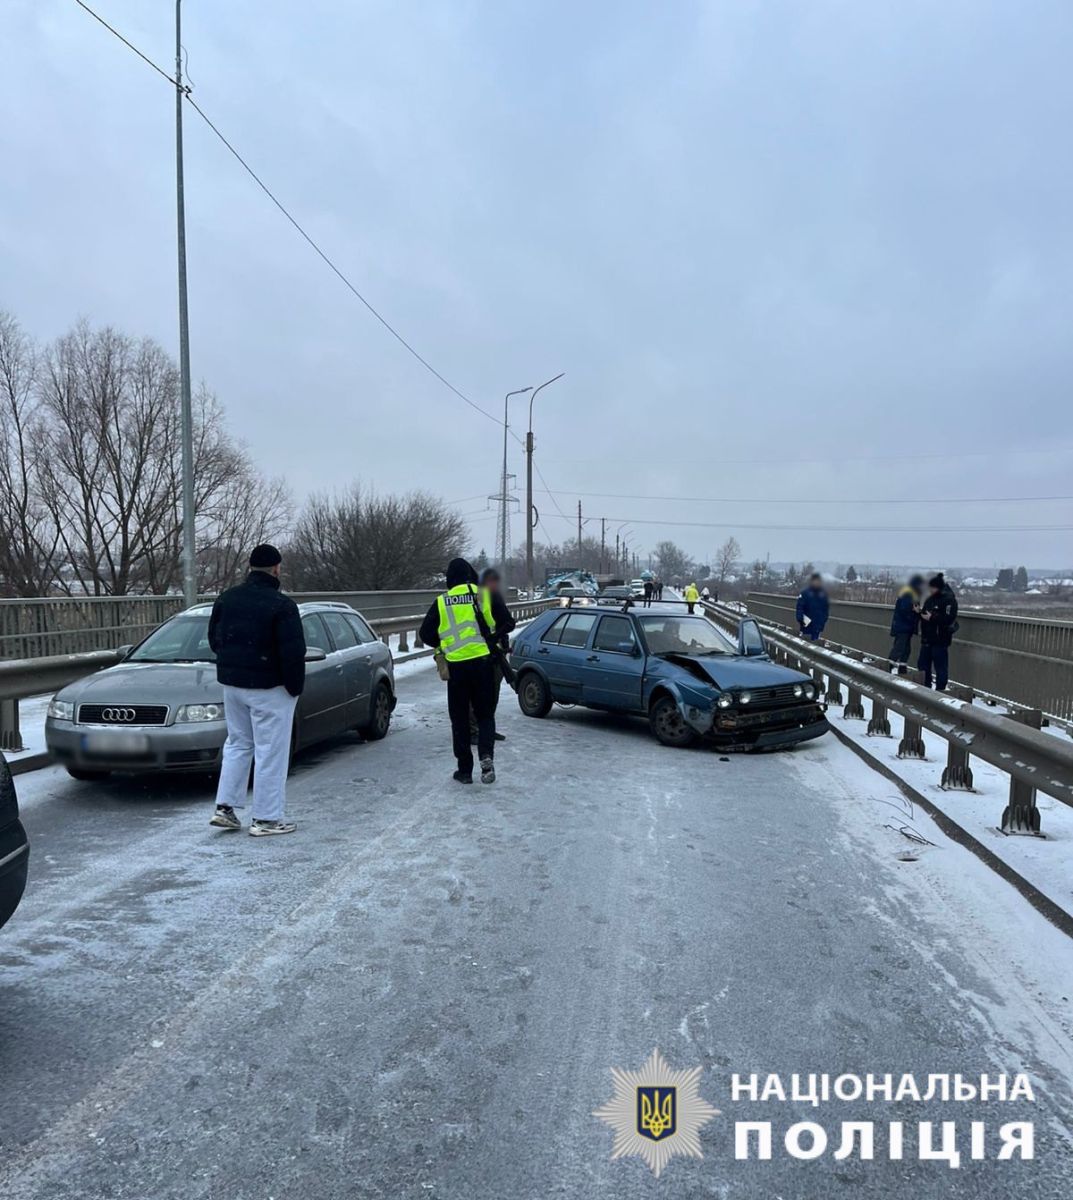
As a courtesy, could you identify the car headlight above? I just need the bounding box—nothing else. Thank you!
[793,684,803,698]
[47,699,74,721]
[175,703,224,723]
[738,691,752,705]
[803,684,815,699]
[716,695,732,709]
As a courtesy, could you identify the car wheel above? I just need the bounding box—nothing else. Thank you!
[517,671,553,718]
[65,767,112,782]
[649,695,697,748]
[361,682,393,740]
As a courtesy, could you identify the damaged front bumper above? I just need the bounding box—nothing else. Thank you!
[682,700,829,750]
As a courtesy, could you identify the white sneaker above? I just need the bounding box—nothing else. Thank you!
[249,819,297,836]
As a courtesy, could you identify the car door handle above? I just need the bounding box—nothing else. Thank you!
[538,647,550,654]
[586,654,600,662]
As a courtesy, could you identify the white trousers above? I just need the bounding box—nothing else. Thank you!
[215,685,298,822]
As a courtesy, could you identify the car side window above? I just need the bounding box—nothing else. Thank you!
[320,611,359,651]
[560,612,597,648]
[302,613,330,653]
[345,613,378,644]
[594,615,636,654]
[541,614,570,645]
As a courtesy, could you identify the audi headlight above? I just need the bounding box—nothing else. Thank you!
[175,703,224,723]
[716,695,732,709]
[738,691,752,705]
[47,699,74,721]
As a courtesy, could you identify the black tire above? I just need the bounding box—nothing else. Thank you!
[66,767,111,782]
[361,682,393,740]
[517,671,553,718]
[649,695,697,748]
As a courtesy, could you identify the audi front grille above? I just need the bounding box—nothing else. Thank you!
[77,704,170,726]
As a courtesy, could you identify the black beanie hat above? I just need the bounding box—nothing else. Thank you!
[928,572,944,590]
[250,543,282,569]
[446,557,477,587]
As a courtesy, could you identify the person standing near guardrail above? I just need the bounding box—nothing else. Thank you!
[918,572,959,690]
[889,573,924,674]
[419,557,499,785]
[795,573,829,641]
[683,582,700,613]
[208,544,306,836]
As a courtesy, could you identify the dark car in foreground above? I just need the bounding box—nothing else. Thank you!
[510,604,828,750]
[45,601,396,780]
[0,754,29,931]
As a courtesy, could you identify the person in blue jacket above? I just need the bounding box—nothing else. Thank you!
[889,573,924,674]
[795,573,829,641]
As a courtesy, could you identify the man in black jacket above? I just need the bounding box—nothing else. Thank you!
[917,572,958,691]
[208,544,306,835]
[469,567,516,744]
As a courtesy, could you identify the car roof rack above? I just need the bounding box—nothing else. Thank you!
[311,601,356,610]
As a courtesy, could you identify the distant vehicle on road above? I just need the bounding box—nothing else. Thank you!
[597,585,633,606]
[629,579,646,598]
[510,606,828,750]
[0,754,29,931]
[558,587,597,607]
[44,602,396,781]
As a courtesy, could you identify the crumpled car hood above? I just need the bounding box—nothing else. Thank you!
[660,653,810,691]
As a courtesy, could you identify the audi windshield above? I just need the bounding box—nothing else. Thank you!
[127,615,215,663]
[639,616,736,656]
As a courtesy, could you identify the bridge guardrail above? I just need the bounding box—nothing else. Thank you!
[703,600,1073,837]
[744,591,1073,722]
[0,598,559,755]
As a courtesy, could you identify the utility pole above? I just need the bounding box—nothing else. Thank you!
[497,387,531,587]
[175,0,196,609]
[525,372,564,596]
[577,500,583,563]
[600,517,606,574]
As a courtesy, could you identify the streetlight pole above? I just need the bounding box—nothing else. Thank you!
[525,372,564,596]
[175,0,196,608]
[499,387,531,587]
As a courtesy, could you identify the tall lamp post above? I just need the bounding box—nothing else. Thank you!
[175,0,196,608]
[525,372,564,597]
[498,387,531,588]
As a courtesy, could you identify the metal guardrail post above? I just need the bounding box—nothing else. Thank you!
[1001,709,1043,836]
[867,700,892,737]
[940,743,974,791]
[0,698,23,752]
[898,717,926,759]
[397,628,410,654]
[844,686,865,720]
[825,673,844,705]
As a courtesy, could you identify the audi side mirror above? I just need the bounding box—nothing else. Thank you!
[617,641,639,656]
[305,646,327,662]
[116,644,133,659]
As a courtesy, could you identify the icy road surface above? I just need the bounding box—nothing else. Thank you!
[1,660,1072,1199]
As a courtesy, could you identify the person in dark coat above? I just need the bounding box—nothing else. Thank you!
[918,572,958,690]
[642,579,654,608]
[795,573,829,641]
[208,544,306,836]
[889,573,924,674]
[469,567,516,744]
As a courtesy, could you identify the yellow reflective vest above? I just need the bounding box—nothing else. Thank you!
[684,584,700,603]
[436,584,496,662]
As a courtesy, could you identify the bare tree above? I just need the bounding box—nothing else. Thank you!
[0,312,62,595]
[288,486,467,591]
[653,540,695,582]
[714,536,741,584]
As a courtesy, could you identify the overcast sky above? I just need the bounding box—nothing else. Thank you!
[2,0,1071,572]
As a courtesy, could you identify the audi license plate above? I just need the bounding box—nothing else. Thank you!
[81,731,151,757]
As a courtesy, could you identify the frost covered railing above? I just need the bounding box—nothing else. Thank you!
[703,601,1073,838]
[0,597,559,756]
[743,592,1073,723]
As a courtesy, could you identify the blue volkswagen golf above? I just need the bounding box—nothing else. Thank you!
[510,604,829,750]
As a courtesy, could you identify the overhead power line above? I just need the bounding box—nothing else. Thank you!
[534,488,1073,507]
[589,517,1073,534]
[74,0,507,434]
[542,445,1072,470]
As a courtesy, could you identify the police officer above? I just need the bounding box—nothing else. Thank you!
[419,558,498,785]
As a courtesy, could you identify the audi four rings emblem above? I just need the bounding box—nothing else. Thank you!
[101,707,137,722]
